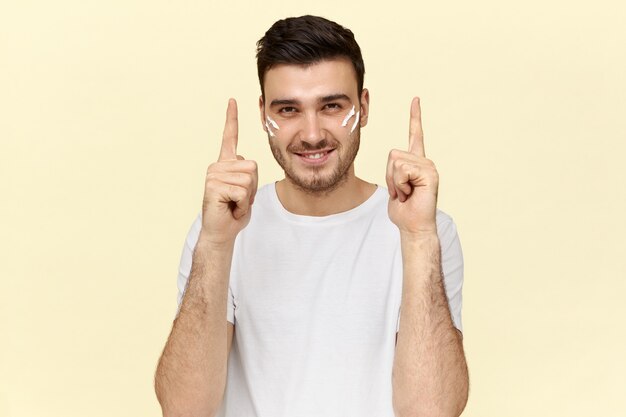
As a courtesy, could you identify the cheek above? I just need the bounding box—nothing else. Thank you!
[266,117,296,138]
[339,108,360,133]
[265,116,280,137]
[269,135,292,154]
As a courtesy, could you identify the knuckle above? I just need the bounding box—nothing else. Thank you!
[246,160,258,172]
[245,174,255,188]
[393,159,404,170]
[205,175,218,186]
[400,162,410,172]
[206,167,222,178]
[207,163,217,174]
[425,160,437,172]
[389,149,402,160]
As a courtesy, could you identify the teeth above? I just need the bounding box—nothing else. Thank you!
[304,152,325,159]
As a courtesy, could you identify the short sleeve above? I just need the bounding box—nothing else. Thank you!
[175,213,236,325]
[437,212,464,333]
[396,209,464,333]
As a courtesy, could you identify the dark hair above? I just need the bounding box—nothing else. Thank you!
[256,15,365,99]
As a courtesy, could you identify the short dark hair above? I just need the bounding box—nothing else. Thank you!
[256,15,365,100]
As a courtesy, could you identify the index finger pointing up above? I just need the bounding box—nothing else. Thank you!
[219,98,239,161]
[408,96,425,157]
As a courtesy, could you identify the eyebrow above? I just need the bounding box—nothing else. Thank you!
[320,93,351,103]
[269,93,352,107]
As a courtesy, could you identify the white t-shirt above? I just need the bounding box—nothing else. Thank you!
[176,183,464,417]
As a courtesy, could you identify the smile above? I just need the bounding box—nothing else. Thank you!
[304,152,326,159]
[295,149,334,164]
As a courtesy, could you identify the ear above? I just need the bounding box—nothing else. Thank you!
[259,95,268,133]
[359,88,370,128]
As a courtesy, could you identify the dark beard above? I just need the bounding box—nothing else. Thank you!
[269,128,361,195]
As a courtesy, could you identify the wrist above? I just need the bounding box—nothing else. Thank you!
[400,230,440,260]
[399,228,439,243]
[197,230,236,254]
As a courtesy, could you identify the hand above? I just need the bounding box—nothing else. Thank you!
[386,97,439,235]
[200,99,258,245]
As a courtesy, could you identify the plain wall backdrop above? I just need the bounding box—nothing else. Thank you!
[1,1,625,416]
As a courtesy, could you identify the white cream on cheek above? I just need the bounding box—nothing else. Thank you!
[265,116,280,137]
[341,106,356,127]
[341,105,360,134]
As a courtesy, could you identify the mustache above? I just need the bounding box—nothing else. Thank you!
[287,139,338,153]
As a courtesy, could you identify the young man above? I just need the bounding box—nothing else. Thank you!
[155,15,469,417]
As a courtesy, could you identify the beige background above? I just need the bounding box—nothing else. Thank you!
[1,0,625,416]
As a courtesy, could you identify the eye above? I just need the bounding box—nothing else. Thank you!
[279,106,298,114]
[324,103,342,110]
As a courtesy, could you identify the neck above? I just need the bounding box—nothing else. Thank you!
[275,166,377,216]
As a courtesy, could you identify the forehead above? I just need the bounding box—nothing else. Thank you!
[263,58,358,102]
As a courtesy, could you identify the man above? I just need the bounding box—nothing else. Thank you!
[155,15,469,417]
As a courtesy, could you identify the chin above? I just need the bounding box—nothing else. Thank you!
[286,168,350,195]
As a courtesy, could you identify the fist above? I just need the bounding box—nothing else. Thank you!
[201,99,258,245]
[386,97,439,235]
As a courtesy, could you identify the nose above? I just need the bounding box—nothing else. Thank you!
[299,112,325,145]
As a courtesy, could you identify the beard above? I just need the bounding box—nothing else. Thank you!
[269,127,361,195]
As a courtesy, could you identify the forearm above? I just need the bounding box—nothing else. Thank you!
[155,234,234,417]
[392,233,468,417]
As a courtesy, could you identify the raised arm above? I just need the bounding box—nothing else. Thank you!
[154,99,258,417]
[388,97,469,417]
